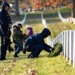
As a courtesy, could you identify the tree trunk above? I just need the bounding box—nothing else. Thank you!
[15,0,19,16]
[2,0,7,2]
[73,0,75,18]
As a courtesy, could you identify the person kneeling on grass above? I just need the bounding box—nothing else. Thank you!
[23,28,54,58]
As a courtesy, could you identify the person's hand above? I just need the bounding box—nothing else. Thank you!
[52,47,54,51]
[49,47,54,52]
[50,47,54,52]
[2,37,5,45]
[8,24,12,28]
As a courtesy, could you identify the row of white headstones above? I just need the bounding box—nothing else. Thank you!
[41,12,75,69]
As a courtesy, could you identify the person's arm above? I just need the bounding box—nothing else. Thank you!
[8,13,12,28]
[43,43,52,52]
[0,25,5,45]
[44,43,52,49]
[37,34,51,52]
[0,13,4,36]
[8,16,12,24]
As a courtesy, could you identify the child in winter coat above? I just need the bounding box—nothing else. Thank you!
[26,25,33,37]
[13,23,27,57]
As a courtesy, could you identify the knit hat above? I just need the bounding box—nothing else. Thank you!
[26,25,31,28]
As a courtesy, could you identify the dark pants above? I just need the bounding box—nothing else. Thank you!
[0,28,9,60]
[27,44,50,57]
[14,42,23,56]
[0,36,8,59]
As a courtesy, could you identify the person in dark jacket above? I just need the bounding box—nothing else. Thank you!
[0,2,12,60]
[23,28,54,58]
[13,24,27,58]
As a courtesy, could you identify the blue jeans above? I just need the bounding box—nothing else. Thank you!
[14,42,23,56]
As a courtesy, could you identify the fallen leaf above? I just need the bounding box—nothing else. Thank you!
[11,64,15,67]
[7,67,12,71]
[31,70,37,73]
[0,70,5,75]
[13,59,16,62]
[32,72,36,75]
[24,65,27,68]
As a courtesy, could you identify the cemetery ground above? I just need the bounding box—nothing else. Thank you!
[0,7,75,75]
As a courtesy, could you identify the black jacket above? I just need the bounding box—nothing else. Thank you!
[25,28,51,52]
[0,2,12,36]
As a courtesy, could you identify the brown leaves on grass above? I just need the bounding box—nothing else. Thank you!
[12,59,16,62]
[24,69,37,75]
[24,65,29,68]
[23,59,37,75]
[54,71,60,75]
[0,70,5,75]
[0,58,38,75]
[0,59,16,75]
[0,66,12,75]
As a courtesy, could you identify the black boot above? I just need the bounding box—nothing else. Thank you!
[28,54,34,58]
[14,54,19,58]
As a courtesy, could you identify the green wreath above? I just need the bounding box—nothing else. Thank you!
[49,43,62,57]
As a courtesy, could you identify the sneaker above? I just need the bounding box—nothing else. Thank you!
[23,48,26,54]
[0,58,6,60]
[28,54,34,58]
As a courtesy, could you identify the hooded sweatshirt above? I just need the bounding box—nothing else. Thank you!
[0,2,12,36]
[25,28,51,52]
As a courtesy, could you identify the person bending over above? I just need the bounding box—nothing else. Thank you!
[23,28,54,58]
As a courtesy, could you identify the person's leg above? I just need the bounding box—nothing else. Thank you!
[14,45,17,52]
[21,42,23,51]
[7,39,11,52]
[14,42,23,57]
[4,38,9,58]
[0,37,6,60]
[28,45,43,58]
[7,44,11,52]
[14,45,18,57]
[1,45,6,59]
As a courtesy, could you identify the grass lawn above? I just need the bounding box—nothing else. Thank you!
[0,52,75,75]
[0,7,75,75]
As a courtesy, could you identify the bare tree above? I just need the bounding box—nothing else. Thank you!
[15,0,19,16]
[2,0,7,2]
[73,0,75,17]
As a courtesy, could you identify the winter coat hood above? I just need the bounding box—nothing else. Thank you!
[41,28,51,38]
[2,2,10,12]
